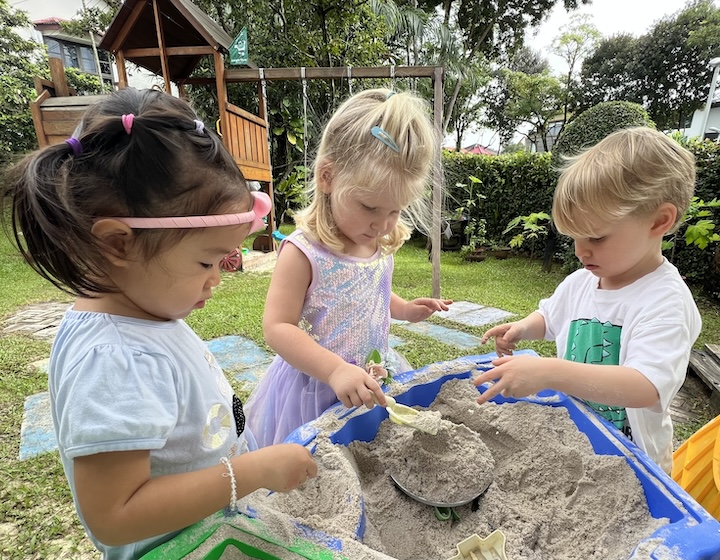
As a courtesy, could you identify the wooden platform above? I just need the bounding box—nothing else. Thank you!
[689,344,720,412]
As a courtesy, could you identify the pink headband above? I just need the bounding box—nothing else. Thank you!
[108,191,271,233]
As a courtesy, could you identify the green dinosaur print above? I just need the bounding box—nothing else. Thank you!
[564,318,629,434]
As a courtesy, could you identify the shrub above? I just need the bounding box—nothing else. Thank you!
[550,101,655,172]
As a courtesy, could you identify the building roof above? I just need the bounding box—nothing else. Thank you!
[99,0,234,81]
[33,17,66,25]
[462,143,495,155]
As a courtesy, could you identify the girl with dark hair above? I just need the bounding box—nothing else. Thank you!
[3,87,316,559]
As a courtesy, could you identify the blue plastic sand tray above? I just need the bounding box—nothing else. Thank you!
[145,351,720,560]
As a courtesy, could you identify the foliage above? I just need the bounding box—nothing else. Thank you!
[550,101,654,171]
[64,67,104,95]
[460,218,488,256]
[273,165,310,224]
[577,0,720,131]
[60,0,121,38]
[450,174,485,219]
[504,212,552,257]
[0,0,46,165]
[671,198,720,251]
[445,150,555,240]
[503,69,564,152]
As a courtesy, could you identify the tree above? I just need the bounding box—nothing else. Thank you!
[418,0,591,127]
[577,0,720,131]
[577,33,642,112]
[0,0,45,165]
[480,47,552,151]
[503,70,564,152]
[635,0,720,129]
[550,14,601,131]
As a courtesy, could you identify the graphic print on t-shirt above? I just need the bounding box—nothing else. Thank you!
[564,317,630,437]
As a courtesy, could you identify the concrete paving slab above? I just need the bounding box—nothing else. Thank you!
[233,361,273,384]
[395,321,482,350]
[388,333,405,348]
[435,301,514,327]
[18,392,56,460]
[205,336,272,372]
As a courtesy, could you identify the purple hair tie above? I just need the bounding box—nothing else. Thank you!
[65,137,83,156]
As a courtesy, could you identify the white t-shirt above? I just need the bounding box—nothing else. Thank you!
[537,258,701,473]
[50,309,253,559]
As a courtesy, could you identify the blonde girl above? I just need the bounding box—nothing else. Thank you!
[246,88,452,447]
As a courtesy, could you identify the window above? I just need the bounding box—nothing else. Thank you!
[80,46,97,73]
[63,44,79,69]
[42,36,113,85]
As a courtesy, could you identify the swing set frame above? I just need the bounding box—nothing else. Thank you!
[184,65,446,297]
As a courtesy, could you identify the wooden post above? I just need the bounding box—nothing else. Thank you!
[115,51,128,89]
[431,66,444,299]
[151,0,171,93]
[48,57,70,97]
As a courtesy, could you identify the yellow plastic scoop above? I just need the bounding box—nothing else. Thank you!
[376,395,441,435]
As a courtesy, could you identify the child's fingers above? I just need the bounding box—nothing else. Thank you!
[475,378,505,405]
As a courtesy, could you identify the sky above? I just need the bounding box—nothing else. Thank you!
[461,0,716,149]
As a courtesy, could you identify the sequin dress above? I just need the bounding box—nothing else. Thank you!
[245,229,411,447]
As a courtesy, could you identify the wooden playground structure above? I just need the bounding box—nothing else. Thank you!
[29,0,446,295]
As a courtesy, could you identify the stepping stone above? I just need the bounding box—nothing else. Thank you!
[233,361,273,385]
[435,300,514,327]
[18,392,56,460]
[395,321,482,350]
[205,336,273,372]
[388,333,405,348]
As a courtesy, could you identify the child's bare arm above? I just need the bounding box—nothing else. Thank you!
[263,243,385,408]
[390,293,452,322]
[481,312,546,356]
[473,355,659,407]
[74,444,317,546]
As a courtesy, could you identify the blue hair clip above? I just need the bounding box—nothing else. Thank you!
[371,125,400,153]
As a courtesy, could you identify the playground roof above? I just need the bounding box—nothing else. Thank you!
[99,0,234,81]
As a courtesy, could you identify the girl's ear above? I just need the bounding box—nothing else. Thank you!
[651,202,678,237]
[90,219,136,267]
[317,163,334,194]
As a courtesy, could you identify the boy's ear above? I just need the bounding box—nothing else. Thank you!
[90,219,136,267]
[651,203,678,237]
[316,163,334,194]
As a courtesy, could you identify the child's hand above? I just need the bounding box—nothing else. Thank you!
[327,363,385,409]
[481,322,525,357]
[256,443,318,492]
[404,298,453,323]
[472,354,548,404]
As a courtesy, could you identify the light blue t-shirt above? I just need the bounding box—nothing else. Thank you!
[49,309,253,559]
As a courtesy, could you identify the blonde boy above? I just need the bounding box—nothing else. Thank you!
[476,127,702,473]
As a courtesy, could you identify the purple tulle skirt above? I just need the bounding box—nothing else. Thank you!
[245,351,411,448]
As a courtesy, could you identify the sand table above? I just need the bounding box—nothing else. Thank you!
[214,375,669,560]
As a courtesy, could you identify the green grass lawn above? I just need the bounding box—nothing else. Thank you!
[1,233,719,558]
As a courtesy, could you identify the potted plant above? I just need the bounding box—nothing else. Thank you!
[487,241,512,259]
[460,219,489,262]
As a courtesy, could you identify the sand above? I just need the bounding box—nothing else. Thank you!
[188,361,672,560]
